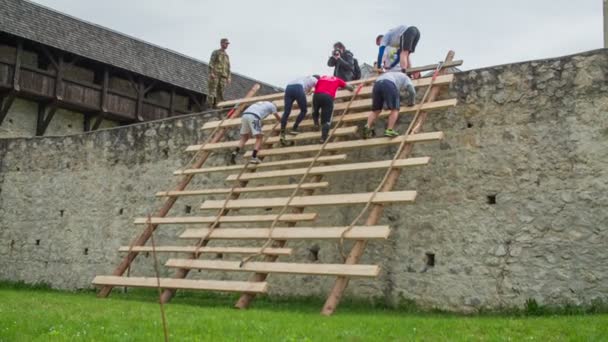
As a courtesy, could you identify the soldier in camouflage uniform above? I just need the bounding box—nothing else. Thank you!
[207,38,231,108]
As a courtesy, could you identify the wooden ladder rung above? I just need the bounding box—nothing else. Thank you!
[155,182,330,197]
[174,155,347,176]
[179,226,391,240]
[225,157,429,182]
[186,127,357,152]
[165,259,380,278]
[92,276,268,293]
[200,191,416,210]
[133,213,317,225]
[118,246,293,255]
[244,132,443,158]
[202,99,457,131]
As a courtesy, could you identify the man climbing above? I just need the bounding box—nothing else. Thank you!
[312,75,354,143]
[376,25,420,74]
[207,38,231,108]
[230,101,280,165]
[279,75,320,145]
[362,71,416,138]
[327,42,356,82]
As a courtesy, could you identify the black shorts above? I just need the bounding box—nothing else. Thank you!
[400,26,420,53]
[372,80,400,111]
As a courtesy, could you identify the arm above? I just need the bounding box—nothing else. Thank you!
[273,112,281,121]
[209,50,218,78]
[377,46,386,69]
[335,52,354,72]
[227,55,231,83]
[327,55,337,67]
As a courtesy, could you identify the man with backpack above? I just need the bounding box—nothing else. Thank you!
[327,42,360,82]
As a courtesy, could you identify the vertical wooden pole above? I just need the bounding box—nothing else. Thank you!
[13,39,22,91]
[169,88,175,117]
[320,51,455,316]
[55,53,64,101]
[97,84,261,298]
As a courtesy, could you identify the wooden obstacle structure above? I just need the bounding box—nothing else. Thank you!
[92,52,462,315]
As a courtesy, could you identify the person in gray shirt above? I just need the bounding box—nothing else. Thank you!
[363,71,416,138]
[230,101,281,164]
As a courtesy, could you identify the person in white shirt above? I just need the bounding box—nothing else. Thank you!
[362,71,416,138]
[280,75,320,145]
[376,25,420,73]
[230,101,281,164]
[382,46,401,72]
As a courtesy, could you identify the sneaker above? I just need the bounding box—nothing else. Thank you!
[288,127,300,135]
[313,123,320,132]
[229,151,238,165]
[279,133,289,146]
[362,125,373,139]
[319,137,326,144]
[384,129,399,137]
[249,157,262,164]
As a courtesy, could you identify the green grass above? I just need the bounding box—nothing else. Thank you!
[0,282,607,341]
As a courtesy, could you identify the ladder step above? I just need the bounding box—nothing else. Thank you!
[118,246,293,255]
[202,99,457,131]
[271,74,454,111]
[165,260,380,278]
[174,155,347,176]
[225,157,429,182]
[92,276,267,293]
[179,226,391,240]
[186,127,357,152]
[155,182,329,197]
[133,213,317,225]
[244,132,443,158]
[200,191,416,210]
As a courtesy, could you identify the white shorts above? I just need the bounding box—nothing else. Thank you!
[240,114,262,136]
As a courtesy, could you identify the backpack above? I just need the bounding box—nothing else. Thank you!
[353,58,362,80]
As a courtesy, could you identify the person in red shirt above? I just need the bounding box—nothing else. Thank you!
[313,75,354,143]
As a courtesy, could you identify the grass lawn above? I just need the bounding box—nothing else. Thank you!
[0,283,607,341]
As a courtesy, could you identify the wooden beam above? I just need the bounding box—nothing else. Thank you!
[243,131,444,158]
[169,88,175,116]
[200,191,417,210]
[321,51,458,316]
[97,84,262,299]
[175,154,348,176]
[225,157,429,182]
[188,92,203,112]
[0,92,16,126]
[155,182,330,197]
[179,226,391,240]
[118,246,293,255]
[185,127,358,152]
[136,78,145,121]
[133,213,318,225]
[13,39,22,91]
[100,67,109,113]
[202,99,457,131]
[36,102,58,136]
[54,52,64,101]
[92,276,268,293]
[165,260,380,278]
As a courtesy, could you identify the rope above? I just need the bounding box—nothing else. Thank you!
[147,214,170,342]
[239,82,370,267]
[337,63,446,260]
[192,121,282,258]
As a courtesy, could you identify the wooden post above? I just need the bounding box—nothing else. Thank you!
[55,53,64,101]
[97,84,261,298]
[13,40,22,91]
[0,92,17,126]
[169,88,175,117]
[136,78,145,121]
[320,51,455,316]
[36,102,59,136]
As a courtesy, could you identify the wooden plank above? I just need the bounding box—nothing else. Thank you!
[118,246,292,255]
[226,157,429,182]
[165,260,380,278]
[186,127,357,152]
[200,191,416,210]
[155,182,329,197]
[202,98,457,131]
[180,226,391,240]
[217,64,460,107]
[92,276,267,293]
[174,154,347,176]
[271,74,455,111]
[244,131,444,158]
[133,213,318,225]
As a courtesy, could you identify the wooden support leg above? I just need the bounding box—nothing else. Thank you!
[0,92,16,126]
[36,102,58,136]
[320,51,455,316]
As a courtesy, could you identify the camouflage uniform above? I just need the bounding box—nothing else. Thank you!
[207,49,231,107]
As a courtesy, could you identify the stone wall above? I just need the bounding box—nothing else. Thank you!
[0,49,606,312]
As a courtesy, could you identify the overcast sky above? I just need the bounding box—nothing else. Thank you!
[32,0,604,86]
